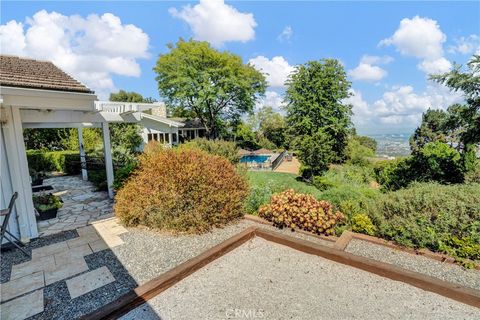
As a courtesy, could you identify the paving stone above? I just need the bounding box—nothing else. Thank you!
[88,239,109,253]
[67,233,101,248]
[45,259,89,285]
[0,289,44,320]
[31,241,69,259]
[54,244,92,266]
[1,271,44,302]
[10,255,55,280]
[66,266,115,299]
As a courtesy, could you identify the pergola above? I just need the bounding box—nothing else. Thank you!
[0,56,133,242]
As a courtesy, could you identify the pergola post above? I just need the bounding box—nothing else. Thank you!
[101,122,114,199]
[77,127,88,181]
[2,106,38,241]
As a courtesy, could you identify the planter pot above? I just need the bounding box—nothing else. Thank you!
[31,178,44,186]
[36,208,58,221]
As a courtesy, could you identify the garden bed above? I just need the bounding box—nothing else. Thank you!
[87,228,479,320]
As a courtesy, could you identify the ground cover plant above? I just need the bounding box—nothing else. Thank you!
[258,189,344,235]
[115,146,249,233]
[368,182,480,265]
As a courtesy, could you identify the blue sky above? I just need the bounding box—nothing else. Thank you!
[1,1,479,134]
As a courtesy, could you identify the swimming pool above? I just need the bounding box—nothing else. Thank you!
[240,155,270,163]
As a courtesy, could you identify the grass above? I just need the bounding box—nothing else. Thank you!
[245,171,322,215]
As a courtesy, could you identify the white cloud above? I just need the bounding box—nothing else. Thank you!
[256,90,285,112]
[380,16,452,75]
[360,55,393,65]
[278,26,293,42]
[169,0,256,47]
[0,21,26,55]
[448,34,480,55]
[347,83,463,129]
[418,57,452,75]
[0,10,149,98]
[248,55,294,88]
[349,63,387,82]
[348,55,392,82]
[380,16,446,59]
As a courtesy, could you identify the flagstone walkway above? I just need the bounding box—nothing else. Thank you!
[37,175,113,237]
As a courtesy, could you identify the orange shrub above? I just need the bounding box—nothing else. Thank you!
[258,189,344,236]
[114,146,249,233]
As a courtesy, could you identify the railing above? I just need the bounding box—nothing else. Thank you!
[94,101,165,114]
[271,150,288,170]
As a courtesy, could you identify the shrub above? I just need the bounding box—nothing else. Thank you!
[113,162,138,190]
[415,141,464,184]
[368,182,480,263]
[27,150,80,173]
[345,137,374,166]
[115,148,249,233]
[258,189,344,236]
[374,158,415,191]
[32,193,63,212]
[180,138,240,164]
[350,214,376,236]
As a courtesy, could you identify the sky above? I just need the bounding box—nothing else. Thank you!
[1,1,479,135]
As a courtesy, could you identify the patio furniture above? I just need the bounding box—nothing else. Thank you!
[0,192,30,257]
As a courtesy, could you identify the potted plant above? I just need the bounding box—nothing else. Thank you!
[30,169,46,186]
[33,193,63,220]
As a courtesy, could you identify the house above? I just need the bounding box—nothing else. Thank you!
[94,101,207,147]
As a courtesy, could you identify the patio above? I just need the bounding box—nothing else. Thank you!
[36,175,113,237]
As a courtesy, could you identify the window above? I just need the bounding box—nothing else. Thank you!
[198,129,205,138]
[147,133,153,141]
[153,133,158,141]
[159,133,165,143]
[172,133,177,143]
[165,133,170,143]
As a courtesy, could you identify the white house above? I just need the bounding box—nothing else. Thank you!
[95,101,207,147]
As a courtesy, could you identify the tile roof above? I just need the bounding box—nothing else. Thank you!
[0,55,94,94]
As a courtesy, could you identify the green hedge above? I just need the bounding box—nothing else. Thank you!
[26,150,80,173]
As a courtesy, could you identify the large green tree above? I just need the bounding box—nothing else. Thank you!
[410,109,451,153]
[254,106,287,148]
[154,39,267,139]
[284,59,352,178]
[431,55,479,151]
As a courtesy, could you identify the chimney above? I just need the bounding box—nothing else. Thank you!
[150,105,167,117]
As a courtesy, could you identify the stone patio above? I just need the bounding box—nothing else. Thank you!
[0,218,130,320]
[37,175,113,237]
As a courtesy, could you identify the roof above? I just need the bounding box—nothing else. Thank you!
[140,113,185,127]
[0,55,94,94]
[170,117,205,129]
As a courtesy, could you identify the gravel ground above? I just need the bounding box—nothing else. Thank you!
[111,219,333,285]
[120,237,480,320]
[345,238,480,291]
[31,250,138,320]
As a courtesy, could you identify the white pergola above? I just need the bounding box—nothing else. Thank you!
[0,86,148,242]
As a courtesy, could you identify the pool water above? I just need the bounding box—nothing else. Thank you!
[240,155,269,163]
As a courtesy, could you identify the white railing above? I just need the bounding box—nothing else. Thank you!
[94,101,165,114]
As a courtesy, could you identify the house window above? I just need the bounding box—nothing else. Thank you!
[165,133,170,143]
[172,133,177,143]
[153,133,158,141]
[147,133,153,141]
[198,129,205,138]
[159,133,165,143]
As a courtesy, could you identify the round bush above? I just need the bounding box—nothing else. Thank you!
[114,147,249,233]
[258,189,344,236]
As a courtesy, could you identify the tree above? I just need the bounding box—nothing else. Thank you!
[431,55,479,151]
[154,39,267,139]
[254,106,287,148]
[410,109,450,153]
[285,59,352,178]
[108,90,146,155]
[353,135,377,153]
